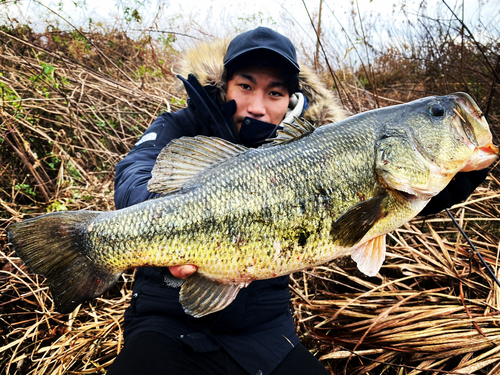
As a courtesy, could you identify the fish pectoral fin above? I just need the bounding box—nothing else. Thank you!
[330,193,388,248]
[179,273,248,318]
[271,117,316,145]
[351,235,386,277]
[148,136,248,194]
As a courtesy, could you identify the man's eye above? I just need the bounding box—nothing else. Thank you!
[240,84,251,90]
[269,91,284,97]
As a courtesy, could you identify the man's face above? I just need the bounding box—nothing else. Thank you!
[226,66,291,131]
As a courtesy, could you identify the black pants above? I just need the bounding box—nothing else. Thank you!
[107,331,329,375]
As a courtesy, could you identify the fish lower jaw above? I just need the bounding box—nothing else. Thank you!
[460,147,498,172]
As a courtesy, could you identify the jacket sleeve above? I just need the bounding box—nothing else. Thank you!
[114,112,186,210]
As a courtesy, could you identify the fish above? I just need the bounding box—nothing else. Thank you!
[6,92,498,318]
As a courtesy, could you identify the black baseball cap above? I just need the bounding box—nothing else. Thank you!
[224,27,300,73]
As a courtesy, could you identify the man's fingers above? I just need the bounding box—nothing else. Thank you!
[169,265,197,279]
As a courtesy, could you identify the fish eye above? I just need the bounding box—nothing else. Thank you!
[430,103,445,117]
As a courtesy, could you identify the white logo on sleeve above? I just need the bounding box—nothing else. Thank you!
[135,132,157,146]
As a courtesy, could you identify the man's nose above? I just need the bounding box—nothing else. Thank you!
[247,95,266,117]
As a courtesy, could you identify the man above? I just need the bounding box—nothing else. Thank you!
[108,27,347,375]
[108,27,487,374]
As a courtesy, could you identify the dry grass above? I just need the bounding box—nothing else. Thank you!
[1,10,500,375]
[0,24,182,216]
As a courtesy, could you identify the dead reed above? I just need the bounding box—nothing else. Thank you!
[1,9,499,375]
[0,24,182,218]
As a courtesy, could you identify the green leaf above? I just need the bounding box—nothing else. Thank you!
[47,201,68,212]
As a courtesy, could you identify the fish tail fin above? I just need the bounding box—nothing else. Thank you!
[6,211,121,313]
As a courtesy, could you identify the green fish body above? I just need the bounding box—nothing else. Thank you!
[7,93,498,317]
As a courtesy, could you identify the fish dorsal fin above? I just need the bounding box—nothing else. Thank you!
[351,235,386,276]
[179,273,250,317]
[148,136,248,194]
[271,117,316,145]
[330,193,388,248]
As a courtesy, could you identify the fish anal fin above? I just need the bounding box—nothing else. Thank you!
[351,235,386,277]
[148,136,248,194]
[330,193,388,248]
[179,273,249,317]
[271,117,316,145]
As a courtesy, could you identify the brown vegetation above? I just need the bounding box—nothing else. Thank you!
[1,7,500,375]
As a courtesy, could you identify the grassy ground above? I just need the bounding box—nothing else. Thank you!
[1,10,500,374]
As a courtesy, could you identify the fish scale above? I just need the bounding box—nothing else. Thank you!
[7,92,498,317]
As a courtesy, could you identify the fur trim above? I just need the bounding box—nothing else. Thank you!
[177,39,349,125]
[299,65,349,125]
[177,39,230,105]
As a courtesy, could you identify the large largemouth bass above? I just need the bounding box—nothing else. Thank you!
[7,93,498,317]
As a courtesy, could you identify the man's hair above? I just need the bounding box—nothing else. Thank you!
[224,50,300,95]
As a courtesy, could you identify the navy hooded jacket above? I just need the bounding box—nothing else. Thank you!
[114,74,300,375]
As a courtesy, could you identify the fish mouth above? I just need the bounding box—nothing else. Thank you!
[461,142,499,172]
[481,142,500,154]
[451,92,499,171]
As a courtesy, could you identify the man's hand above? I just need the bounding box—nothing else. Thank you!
[169,265,197,279]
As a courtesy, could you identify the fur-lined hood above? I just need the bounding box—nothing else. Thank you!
[176,39,349,126]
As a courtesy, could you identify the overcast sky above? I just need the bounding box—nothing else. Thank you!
[3,0,499,68]
[6,0,499,36]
